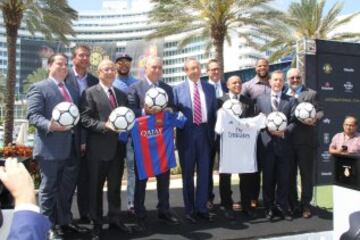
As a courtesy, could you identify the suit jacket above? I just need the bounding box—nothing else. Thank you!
[255,92,297,155]
[80,84,127,161]
[220,93,255,118]
[291,86,324,147]
[7,210,51,240]
[27,78,80,160]
[127,79,175,117]
[208,80,228,110]
[173,80,217,151]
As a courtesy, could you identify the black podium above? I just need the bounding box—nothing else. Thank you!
[333,155,360,239]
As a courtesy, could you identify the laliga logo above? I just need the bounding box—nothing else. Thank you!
[344,81,353,93]
[323,64,333,74]
[141,128,163,138]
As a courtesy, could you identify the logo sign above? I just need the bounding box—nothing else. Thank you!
[323,64,333,74]
[321,151,331,161]
[344,68,354,73]
[323,133,330,144]
[321,82,334,91]
[323,118,331,124]
[344,81,354,93]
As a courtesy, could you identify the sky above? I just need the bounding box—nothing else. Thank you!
[68,0,359,15]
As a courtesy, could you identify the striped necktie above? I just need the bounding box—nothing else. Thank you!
[193,82,202,125]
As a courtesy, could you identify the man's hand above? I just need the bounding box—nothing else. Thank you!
[303,118,317,126]
[144,105,161,115]
[163,107,173,113]
[49,119,71,132]
[269,130,285,138]
[0,158,36,206]
[105,120,118,132]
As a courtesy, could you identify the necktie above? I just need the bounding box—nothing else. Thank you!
[272,95,279,111]
[290,89,296,97]
[193,83,202,125]
[58,82,72,102]
[108,88,117,109]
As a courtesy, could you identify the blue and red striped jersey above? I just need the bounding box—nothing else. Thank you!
[130,111,186,180]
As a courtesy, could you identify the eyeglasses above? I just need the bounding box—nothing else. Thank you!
[100,67,116,73]
[289,76,301,80]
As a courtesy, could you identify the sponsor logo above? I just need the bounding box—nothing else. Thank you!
[140,128,163,138]
[323,133,330,144]
[323,118,331,124]
[321,151,331,160]
[321,172,332,176]
[321,82,334,91]
[323,64,333,74]
[344,81,354,93]
[344,68,355,73]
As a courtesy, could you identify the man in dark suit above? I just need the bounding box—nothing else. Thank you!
[255,70,297,221]
[27,53,86,239]
[0,158,51,240]
[206,59,227,209]
[218,75,257,220]
[66,45,98,223]
[128,56,179,231]
[285,68,323,218]
[173,58,217,223]
[80,59,130,239]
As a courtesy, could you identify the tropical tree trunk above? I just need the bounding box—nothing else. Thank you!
[211,24,226,81]
[4,25,18,146]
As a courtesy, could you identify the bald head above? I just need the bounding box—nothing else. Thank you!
[145,56,163,82]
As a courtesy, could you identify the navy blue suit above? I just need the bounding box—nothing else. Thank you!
[27,79,80,226]
[255,92,297,211]
[174,80,216,215]
[7,210,51,240]
[127,79,175,219]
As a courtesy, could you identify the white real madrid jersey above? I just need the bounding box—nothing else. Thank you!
[215,109,266,174]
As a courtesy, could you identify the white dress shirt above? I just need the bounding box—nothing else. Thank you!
[188,79,208,123]
[208,79,224,98]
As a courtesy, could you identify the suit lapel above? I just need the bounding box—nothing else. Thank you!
[201,81,211,114]
[48,79,66,103]
[183,80,192,110]
[95,84,113,110]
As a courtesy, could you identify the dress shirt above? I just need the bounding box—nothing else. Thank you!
[113,74,138,93]
[50,78,73,102]
[330,132,360,154]
[229,92,240,100]
[286,85,303,98]
[14,204,40,213]
[145,77,159,88]
[271,91,281,111]
[188,79,208,123]
[73,67,88,94]
[208,79,223,98]
[99,82,118,106]
[241,75,271,100]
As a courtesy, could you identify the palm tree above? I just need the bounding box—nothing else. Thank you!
[147,0,280,80]
[0,0,78,145]
[260,0,360,63]
[23,68,48,93]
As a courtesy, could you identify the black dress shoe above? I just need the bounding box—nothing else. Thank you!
[78,215,91,224]
[62,223,89,233]
[265,208,274,220]
[91,225,102,240]
[158,212,180,224]
[275,207,293,221]
[243,208,257,219]
[223,209,236,221]
[197,212,214,222]
[133,218,146,232]
[185,214,197,224]
[109,219,132,233]
[49,228,63,240]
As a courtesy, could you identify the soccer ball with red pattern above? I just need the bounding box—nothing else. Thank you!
[52,101,80,128]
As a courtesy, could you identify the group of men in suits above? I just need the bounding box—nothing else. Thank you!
[25,48,322,239]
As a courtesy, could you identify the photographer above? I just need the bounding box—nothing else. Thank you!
[0,158,50,239]
[329,116,360,158]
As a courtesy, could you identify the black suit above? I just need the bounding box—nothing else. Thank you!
[255,92,297,211]
[80,84,127,225]
[218,94,257,211]
[288,87,323,209]
[65,69,99,219]
[128,79,174,219]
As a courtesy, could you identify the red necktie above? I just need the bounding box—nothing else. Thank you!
[108,88,117,109]
[58,82,72,102]
[193,82,202,125]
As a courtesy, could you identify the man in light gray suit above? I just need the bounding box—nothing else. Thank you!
[65,45,98,223]
[27,53,87,240]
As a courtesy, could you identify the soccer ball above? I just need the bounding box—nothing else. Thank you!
[295,102,316,123]
[108,106,135,132]
[144,87,168,111]
[52,101,80,128]
[222,99,243,117]
[266,111,288,131]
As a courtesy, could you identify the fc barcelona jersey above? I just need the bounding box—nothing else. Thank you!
[131,111,186,180]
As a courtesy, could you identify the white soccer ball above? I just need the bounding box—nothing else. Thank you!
[266,111,288,131]
[222,99,243,117]
[52,101,80,128]
[108,106,135,132]
[295,102,316,123]
[144,87,168,111]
